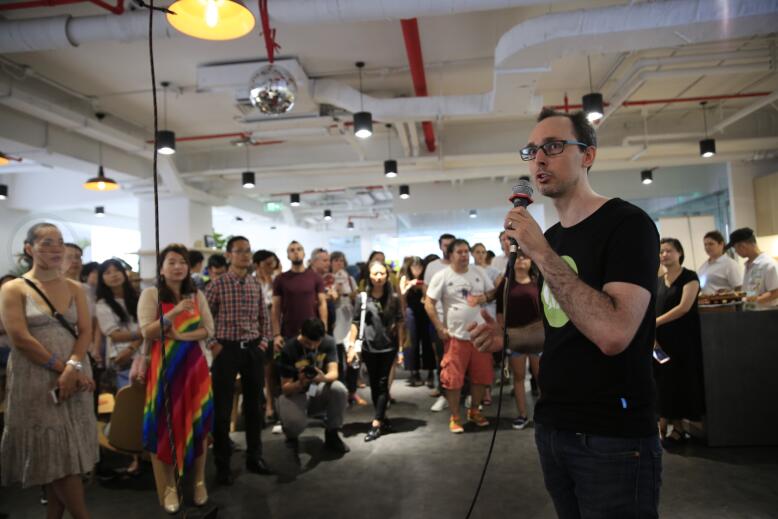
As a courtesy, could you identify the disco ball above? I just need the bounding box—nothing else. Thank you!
[248,64,297,115]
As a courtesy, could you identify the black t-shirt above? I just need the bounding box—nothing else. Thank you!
[535,198,659,437]
[277,335,338,382]
[496,277,541,327]
[352,292,402,354]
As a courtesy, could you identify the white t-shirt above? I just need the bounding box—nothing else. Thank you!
[490,254,510,277]
[698,255,742,294]
[475,263,500,317]
[426,265,494,341]
[332,269,357,344]
[424,259,450,321]
[743,252,778,307]
[95,298,140,367]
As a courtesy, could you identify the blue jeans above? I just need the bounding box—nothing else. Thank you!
[535,422,662,519]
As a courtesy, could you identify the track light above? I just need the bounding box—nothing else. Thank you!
[95,206,105,218]
[324,209,332,222]
[347,220,355,230]
[384,160,398,178]
[353,62,373,139]
[0,184,7,200]
[699,139,716,158]
[582,57,603,122]
[290,193,300,207]
[242,171,255,189]
[641,170,653,185]
[469,209,478,219]
[156,130,176,155]
[698,101,716,158]
[83,165,119,191]
[167,0,255,41]
[399,185,410,199]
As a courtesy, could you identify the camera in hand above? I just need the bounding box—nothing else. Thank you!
[302,365,317,379]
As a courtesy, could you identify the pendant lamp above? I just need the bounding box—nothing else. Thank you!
[167,0,255,41]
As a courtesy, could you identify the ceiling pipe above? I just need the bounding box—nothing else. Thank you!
[401,18,436,153]
[549,91,773,111]
[0,0,124,14]
[711,89,778,135]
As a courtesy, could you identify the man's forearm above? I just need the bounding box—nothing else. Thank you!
[424,300,445,333]
[535,249,622,354]
[271,307,282,337]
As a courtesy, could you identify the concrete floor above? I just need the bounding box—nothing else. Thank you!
[1,375,777,518]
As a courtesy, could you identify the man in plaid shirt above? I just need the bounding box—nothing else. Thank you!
[206,236,273,485]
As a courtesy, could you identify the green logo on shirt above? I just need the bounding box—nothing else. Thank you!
[542,255,578,328]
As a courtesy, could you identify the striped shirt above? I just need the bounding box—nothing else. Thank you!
[205,270,271,342]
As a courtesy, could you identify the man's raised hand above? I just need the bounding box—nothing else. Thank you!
[467,309,504,353]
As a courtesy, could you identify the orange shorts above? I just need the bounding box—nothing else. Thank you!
[440,337,494,390]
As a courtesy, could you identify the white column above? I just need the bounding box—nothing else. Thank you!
[137,195,212,281]
[727,158,778,233]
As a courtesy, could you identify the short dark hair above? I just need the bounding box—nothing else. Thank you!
[486,250,495,260]
[80,261,99,283]
[301,318,326,341]
[660,237,685,265]
[447,238,470,255]
[226,235,249,253]
[207,253,227,269]
[438,233,455,246]
[703,230,726,244]
[252,249,274,265]
[188,250,204,266]
[537,108,597,149]
[64,242,83,254]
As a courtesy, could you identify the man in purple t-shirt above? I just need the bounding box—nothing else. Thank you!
[272,241,328,353]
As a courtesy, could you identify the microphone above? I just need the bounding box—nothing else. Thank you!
[507,178,534,260]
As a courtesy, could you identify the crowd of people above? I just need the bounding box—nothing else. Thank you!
[1,109,777,519]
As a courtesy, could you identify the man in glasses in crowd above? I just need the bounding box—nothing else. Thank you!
[470,108,662,518]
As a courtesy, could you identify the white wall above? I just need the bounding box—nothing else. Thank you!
[728,158,778,231]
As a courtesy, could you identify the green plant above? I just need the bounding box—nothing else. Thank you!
[211,230,229,251]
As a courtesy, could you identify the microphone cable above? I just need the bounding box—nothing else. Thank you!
[464,248,517,519]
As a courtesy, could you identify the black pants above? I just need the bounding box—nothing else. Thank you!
[361,350,395,421]
[211,339,265,473]
[337,343,359,393]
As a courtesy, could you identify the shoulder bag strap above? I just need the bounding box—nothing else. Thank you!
[357,292,368,340]
[23,277,78,339]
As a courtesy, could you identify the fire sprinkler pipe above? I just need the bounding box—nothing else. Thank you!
[549,91,772,111]
[401,18,436,153]
[0,0,124,15]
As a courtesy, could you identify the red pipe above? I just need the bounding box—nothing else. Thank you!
[550,91,770,111]
[0,0,124,14]
[401,18,436,153]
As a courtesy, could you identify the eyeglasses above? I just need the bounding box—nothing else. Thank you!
[231,249,252,255]
[519,140,590,161]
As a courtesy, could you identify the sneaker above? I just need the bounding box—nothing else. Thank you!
[512,416,530,430]
[430,395,449,412]
[467,409,490,427]
[464,395,472,409]
[449,417,464,434]
[271,423,283,435]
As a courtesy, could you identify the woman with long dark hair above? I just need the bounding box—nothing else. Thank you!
[655,238,705,447]
[399,256,434,387]
[137,244,214,513]
[495,250,541,430]
[0,223,97,519]
[96,259,141,390]
[347,261,404,442]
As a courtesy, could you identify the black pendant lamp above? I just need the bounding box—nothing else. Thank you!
[324,209,332,222]
[353,62,373,139]
[384,124,398,178]
[241,145,255,188]
[290,193,301,206]
[95,206,105,218]
[582,57,604,123]
[0,184,8,200]
[641,169,653,185]
[83,143,119,191]
[156,82,176,155]
[699,102,716,158]
[347,220,355,230]
[399,184,410,199]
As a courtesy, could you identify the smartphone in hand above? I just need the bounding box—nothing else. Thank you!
[49,387,60,404]
[653,346,670,364]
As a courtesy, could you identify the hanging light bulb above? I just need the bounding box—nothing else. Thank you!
[0,184,8,200]
[95,206,105,218]
[324,209,332,222]
[167,0,255,41]
[242,171,255,189]
[290,193,301,207]
[641,170,653,185]
[156,82,176,155]
[399,185,410,199]
[353,62,373,139]
[469,209,478,219]
[347,220,355,230]
[582,57,604,123]
[698,102,716,158]
[83,167,120,192]
[384,124,398,177]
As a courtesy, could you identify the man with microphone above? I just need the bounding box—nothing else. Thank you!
[470,108,661,518]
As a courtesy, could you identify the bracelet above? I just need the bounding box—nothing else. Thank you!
[162,316,172,329]
[43,354,58,371]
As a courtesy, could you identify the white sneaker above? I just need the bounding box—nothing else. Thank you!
[272,423,283,435]
[430,395,449,412]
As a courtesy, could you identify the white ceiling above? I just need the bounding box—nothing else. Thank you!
[0,0,777,232]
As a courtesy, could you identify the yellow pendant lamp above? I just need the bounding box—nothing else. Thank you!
[167,0,255,41]
[83,166,120,191]
[0,152,10,166]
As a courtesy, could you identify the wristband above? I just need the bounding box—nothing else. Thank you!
[162,316,172,329]
[43,354,58,371]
